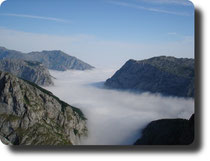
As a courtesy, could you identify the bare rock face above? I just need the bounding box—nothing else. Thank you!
[0,70,87,145]
[0,59,54,86]
[105,56,194,97]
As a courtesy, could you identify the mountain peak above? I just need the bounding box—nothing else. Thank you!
[0,46,94,71]
[105,56,194,97]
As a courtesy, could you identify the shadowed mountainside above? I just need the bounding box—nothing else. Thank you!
[105,56,194,97]
[134,114,194,145]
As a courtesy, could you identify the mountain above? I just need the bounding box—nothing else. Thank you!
[26,50,94,71]
[0,70,87,145]
[134,114,194,145]
[0,59,53,86]
[0,47,94,71]
[0,47,25,60]
[105,56,194,97]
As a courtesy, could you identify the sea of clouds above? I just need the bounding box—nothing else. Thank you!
[45,68,194,145]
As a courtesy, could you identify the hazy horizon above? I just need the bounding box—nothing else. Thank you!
[0,0,194,68]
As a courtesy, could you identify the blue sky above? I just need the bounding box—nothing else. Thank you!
[0,0,194,68]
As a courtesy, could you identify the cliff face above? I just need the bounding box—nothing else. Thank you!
[0,47,94,71]
[134,114,194,145]
[0,70,87,145]
[105,56,194,97]
[0,59,53,86]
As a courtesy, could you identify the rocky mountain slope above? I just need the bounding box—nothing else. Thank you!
[134,114,194,145]
[0,70,87,145]
[0,59,53,86]
[105,56,194,97]
[0,47,94,71]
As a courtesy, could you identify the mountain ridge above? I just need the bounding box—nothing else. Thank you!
[105,56,194,97]
[0,46,94,71]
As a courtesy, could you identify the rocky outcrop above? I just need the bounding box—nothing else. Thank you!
[0,47,94,71]
[0,70,87,145]
[105,56,194,97]
[0,59,53,86]
[134,114,194,145]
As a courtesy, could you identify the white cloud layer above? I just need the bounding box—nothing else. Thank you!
[0,28,194,68]
[45,68,194,145]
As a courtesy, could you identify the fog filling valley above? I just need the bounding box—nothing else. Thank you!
[45,69,194,145]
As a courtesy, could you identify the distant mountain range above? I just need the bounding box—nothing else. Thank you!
[105,56,194,97]
[0,70,87,145]
[134,114,194,145]
[0,59,53,86]
[0,46,94,71]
